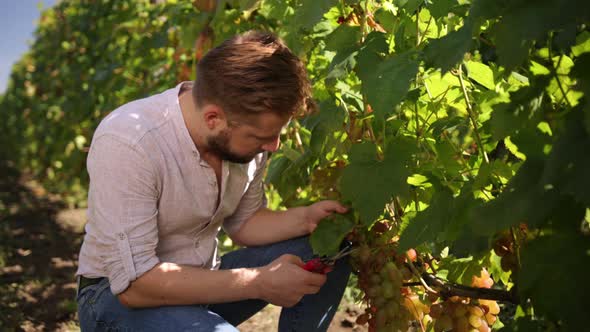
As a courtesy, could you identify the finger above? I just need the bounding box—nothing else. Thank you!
[305,272,328,287]
[282,254,305,267]
[302,284,322,295]
[323,266,334,273]
[320,200,348,214]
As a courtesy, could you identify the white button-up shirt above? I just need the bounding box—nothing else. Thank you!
[75,82,267,295]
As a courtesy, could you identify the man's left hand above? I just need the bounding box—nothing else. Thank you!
[303,200,348,233]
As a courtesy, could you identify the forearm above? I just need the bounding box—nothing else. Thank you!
[230,207,310,247]
[118,262,260,308]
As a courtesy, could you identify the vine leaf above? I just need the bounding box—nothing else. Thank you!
[487,76,549,141]
[399,188,454,251]
[399,183,484,253]
[357,41,419,118]
[465,61,494,90]
[310,213,355,256]
[306,99,346,156]
[427,0,458,19]
[541,109,590,206]
[571,53,590,134]
[325,25,361,52]
[294,0,338,30]
[424,23,473,74]
[470,160,557,236]
[493,0,590,69]
[437,255,486,286]
[340,138,416,225]
[518,231,590,331]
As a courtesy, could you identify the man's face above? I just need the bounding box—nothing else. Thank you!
[207,112,290,164]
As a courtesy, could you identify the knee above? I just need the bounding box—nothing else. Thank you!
[182,319,239,332]
[162,307,240,332]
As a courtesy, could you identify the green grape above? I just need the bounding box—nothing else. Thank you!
[468,305,484,317]
[370,273,381,285]
[434,314,453,332]
[430,303,444,319]
[454,304,467,318]
[382,281,395,299]
[468,314,482,328]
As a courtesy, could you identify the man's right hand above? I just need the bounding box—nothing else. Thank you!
[255,254,327,307]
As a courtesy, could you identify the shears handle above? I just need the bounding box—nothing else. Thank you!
[302,258,332,274]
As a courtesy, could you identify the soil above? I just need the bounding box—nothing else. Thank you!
[0,160,367,332]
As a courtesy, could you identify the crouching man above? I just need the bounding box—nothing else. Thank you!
[75,31,351,331]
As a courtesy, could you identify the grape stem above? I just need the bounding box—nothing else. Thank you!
[405,253,438,294]
[457,64,489,164]
[419,273,519,303]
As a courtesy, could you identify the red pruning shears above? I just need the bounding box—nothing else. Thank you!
[303,244,355,274]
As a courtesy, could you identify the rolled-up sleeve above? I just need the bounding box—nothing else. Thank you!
[86,134,160,295]
[222,154,268,236]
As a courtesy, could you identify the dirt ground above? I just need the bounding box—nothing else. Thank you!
[0,160,367,332]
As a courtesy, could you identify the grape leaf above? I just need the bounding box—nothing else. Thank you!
[340,138,416,225]
[310,213,355,256]
[356,32,389,83]
[399,188,454,251]
[424,23,474,74]
[571,54,590,134]
[427,0,458,19]
[399,184,483,252]
[358,50,419,118]
[307,99,347,156]
[488,76,549,140]
[438,255,487,285]
[541,109,590,206]
[374,8,396,33]
[294,0,338,30]
[325,25,361,52]
[394,0,422,13]
[572,31,590,57]
[326,47,358,81]
[493,0,590,69]
[470,160,559,236]
[518,231,590,331]
[465,61,495,90]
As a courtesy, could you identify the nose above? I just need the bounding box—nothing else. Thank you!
[261,136,281,152]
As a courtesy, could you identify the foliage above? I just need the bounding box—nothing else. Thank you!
[2,0,590,330]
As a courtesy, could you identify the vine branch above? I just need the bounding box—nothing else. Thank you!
[406,254,438,294]
[412,273,519,303]
[457,64,489,163]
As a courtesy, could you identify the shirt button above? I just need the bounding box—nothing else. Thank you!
[194,240,200,248]
[118,233,125,240]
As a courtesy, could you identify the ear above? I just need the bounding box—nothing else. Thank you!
[201,104,227,130]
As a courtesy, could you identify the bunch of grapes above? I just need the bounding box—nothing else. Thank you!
[492,231,517,272]
[471,268,494,289]
[429,297,499,332]
[350,222,417,332]
[492,225,528,273]
[427,269,500,331]
[349,223,503,332]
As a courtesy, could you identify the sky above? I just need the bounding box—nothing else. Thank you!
[0,0,58,94]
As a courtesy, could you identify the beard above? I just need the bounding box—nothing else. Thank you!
[206,129,260,164]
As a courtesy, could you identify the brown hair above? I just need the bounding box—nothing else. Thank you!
[193,31,313,121]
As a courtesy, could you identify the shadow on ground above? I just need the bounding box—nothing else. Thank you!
[0,159,85,331]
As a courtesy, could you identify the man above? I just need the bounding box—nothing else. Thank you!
[75,31,351,331]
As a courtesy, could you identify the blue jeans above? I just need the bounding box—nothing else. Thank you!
[77,236,351,331]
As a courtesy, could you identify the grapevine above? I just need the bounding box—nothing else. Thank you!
[2,0,589,330]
